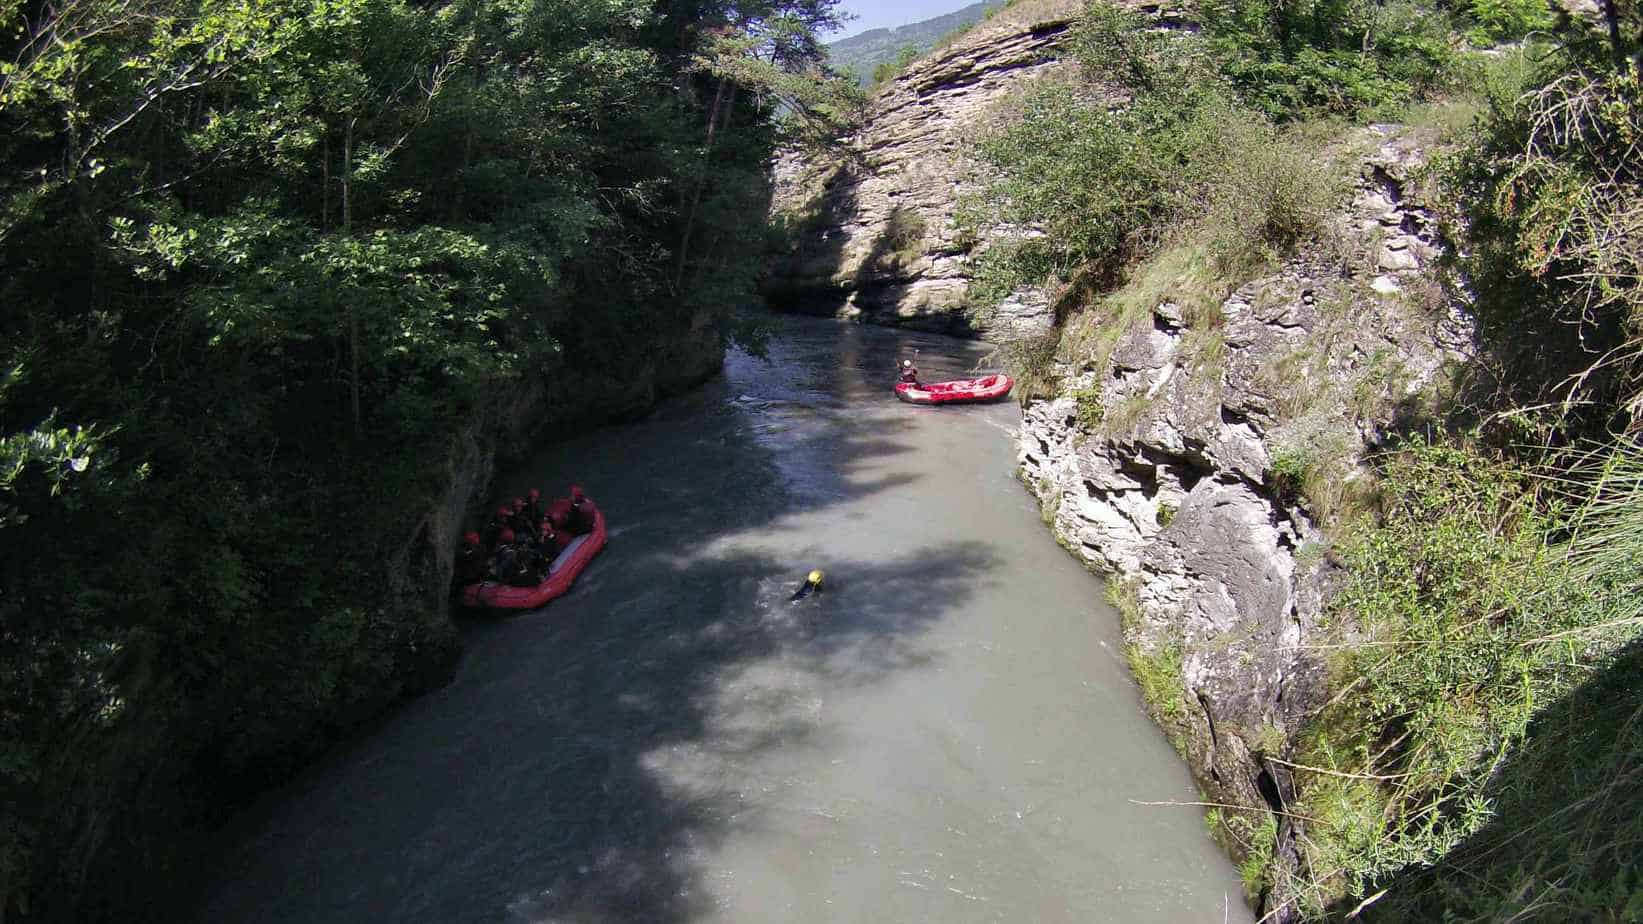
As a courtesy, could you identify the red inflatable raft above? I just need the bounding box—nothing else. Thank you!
[895,373,1014,406]
[460,497,607,611]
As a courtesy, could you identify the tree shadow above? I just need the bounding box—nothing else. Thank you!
[1435,238,1633,439]
[203,541,999,924]
[198,316,1012,923]
[1340,638,1643,923]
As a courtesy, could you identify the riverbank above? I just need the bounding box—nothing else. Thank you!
[769,0,1643,914]
[199,316,1253,924]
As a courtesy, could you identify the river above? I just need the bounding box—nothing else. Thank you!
[202,316,1253,923]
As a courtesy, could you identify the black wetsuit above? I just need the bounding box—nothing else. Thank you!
[456,545,488,584]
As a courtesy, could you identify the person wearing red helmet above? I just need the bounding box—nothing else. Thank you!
[456,531,488,585]
[490,527,530,585]
[566,485,593,535]
[480,505,512,551]
[525,488,545,528]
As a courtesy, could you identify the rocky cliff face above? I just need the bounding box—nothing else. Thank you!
[764,0,1086,336]
[1016,127,1471,917]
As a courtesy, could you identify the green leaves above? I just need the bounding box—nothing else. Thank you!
[1,0,838,913]
[1199,0,1459,121]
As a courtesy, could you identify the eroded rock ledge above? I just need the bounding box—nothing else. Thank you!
[1017,127,1473,918]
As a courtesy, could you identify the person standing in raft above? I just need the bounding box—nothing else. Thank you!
[898,358,920,386]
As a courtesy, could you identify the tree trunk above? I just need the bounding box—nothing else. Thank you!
[344,117,361,440]
[674,79,733,294]
[1600,0,1626,71]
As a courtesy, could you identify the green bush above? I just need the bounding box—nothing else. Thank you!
[1203,120,1348,270]
[1288,438,1641,913]
[1458,0,1557,45]
[961,4,1246,316]
[962,2,1350,322]
[1438,60,1643,425]
[872,44,922,85]
[1199,0,1459,121]
[1073,384,1106,429]
[991,330,1065,403]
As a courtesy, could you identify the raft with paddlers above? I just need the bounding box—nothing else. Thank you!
[460,487,607,611]
[895,373,1014,406]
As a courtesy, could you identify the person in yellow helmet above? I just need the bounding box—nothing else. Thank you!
[790,569,824,602]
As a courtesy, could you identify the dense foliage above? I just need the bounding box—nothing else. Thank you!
[1308,440,1643,922]
[1439,47,1643,427]
[1285,441,1623,915]
[0,0,851,919]
[1307,17,1643,918]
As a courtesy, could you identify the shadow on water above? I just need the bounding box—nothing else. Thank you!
[1341,638,1643,923]
[456,543,998,924]
[202,317,1006,923]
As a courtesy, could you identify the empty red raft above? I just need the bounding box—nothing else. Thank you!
[460,498,608,611]
[894,373,1014,406]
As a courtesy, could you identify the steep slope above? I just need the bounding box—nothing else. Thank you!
[1016,126,1471,919]
[766,0,1087,336]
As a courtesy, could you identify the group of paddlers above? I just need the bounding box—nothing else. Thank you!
[457,486,596,587]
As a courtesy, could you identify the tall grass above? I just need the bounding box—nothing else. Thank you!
[1283,438,1643,916]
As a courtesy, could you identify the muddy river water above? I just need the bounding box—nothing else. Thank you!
[203,316,1252,923]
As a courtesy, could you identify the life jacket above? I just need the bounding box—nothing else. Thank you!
[546,498,575,532]
[509,554,545,587]
[456,545,488,584]
[568,496,593,534]
[490,544,519,582]
[506,512,538,542]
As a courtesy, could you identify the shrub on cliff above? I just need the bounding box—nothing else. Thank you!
[961,1,1345,328]
[1284,438,1643,919]
[1439,58,1643,429]
[1199,0,1460,121]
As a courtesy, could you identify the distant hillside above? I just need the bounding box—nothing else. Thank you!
[826,1,1006,86]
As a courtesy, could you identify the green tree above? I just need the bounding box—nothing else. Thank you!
[0,0,850,919]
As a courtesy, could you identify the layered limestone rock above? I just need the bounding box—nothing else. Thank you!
[1017,126,1472,919]
[764,0,1088,335]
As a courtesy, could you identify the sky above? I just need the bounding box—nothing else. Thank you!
[826,0,979,40]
